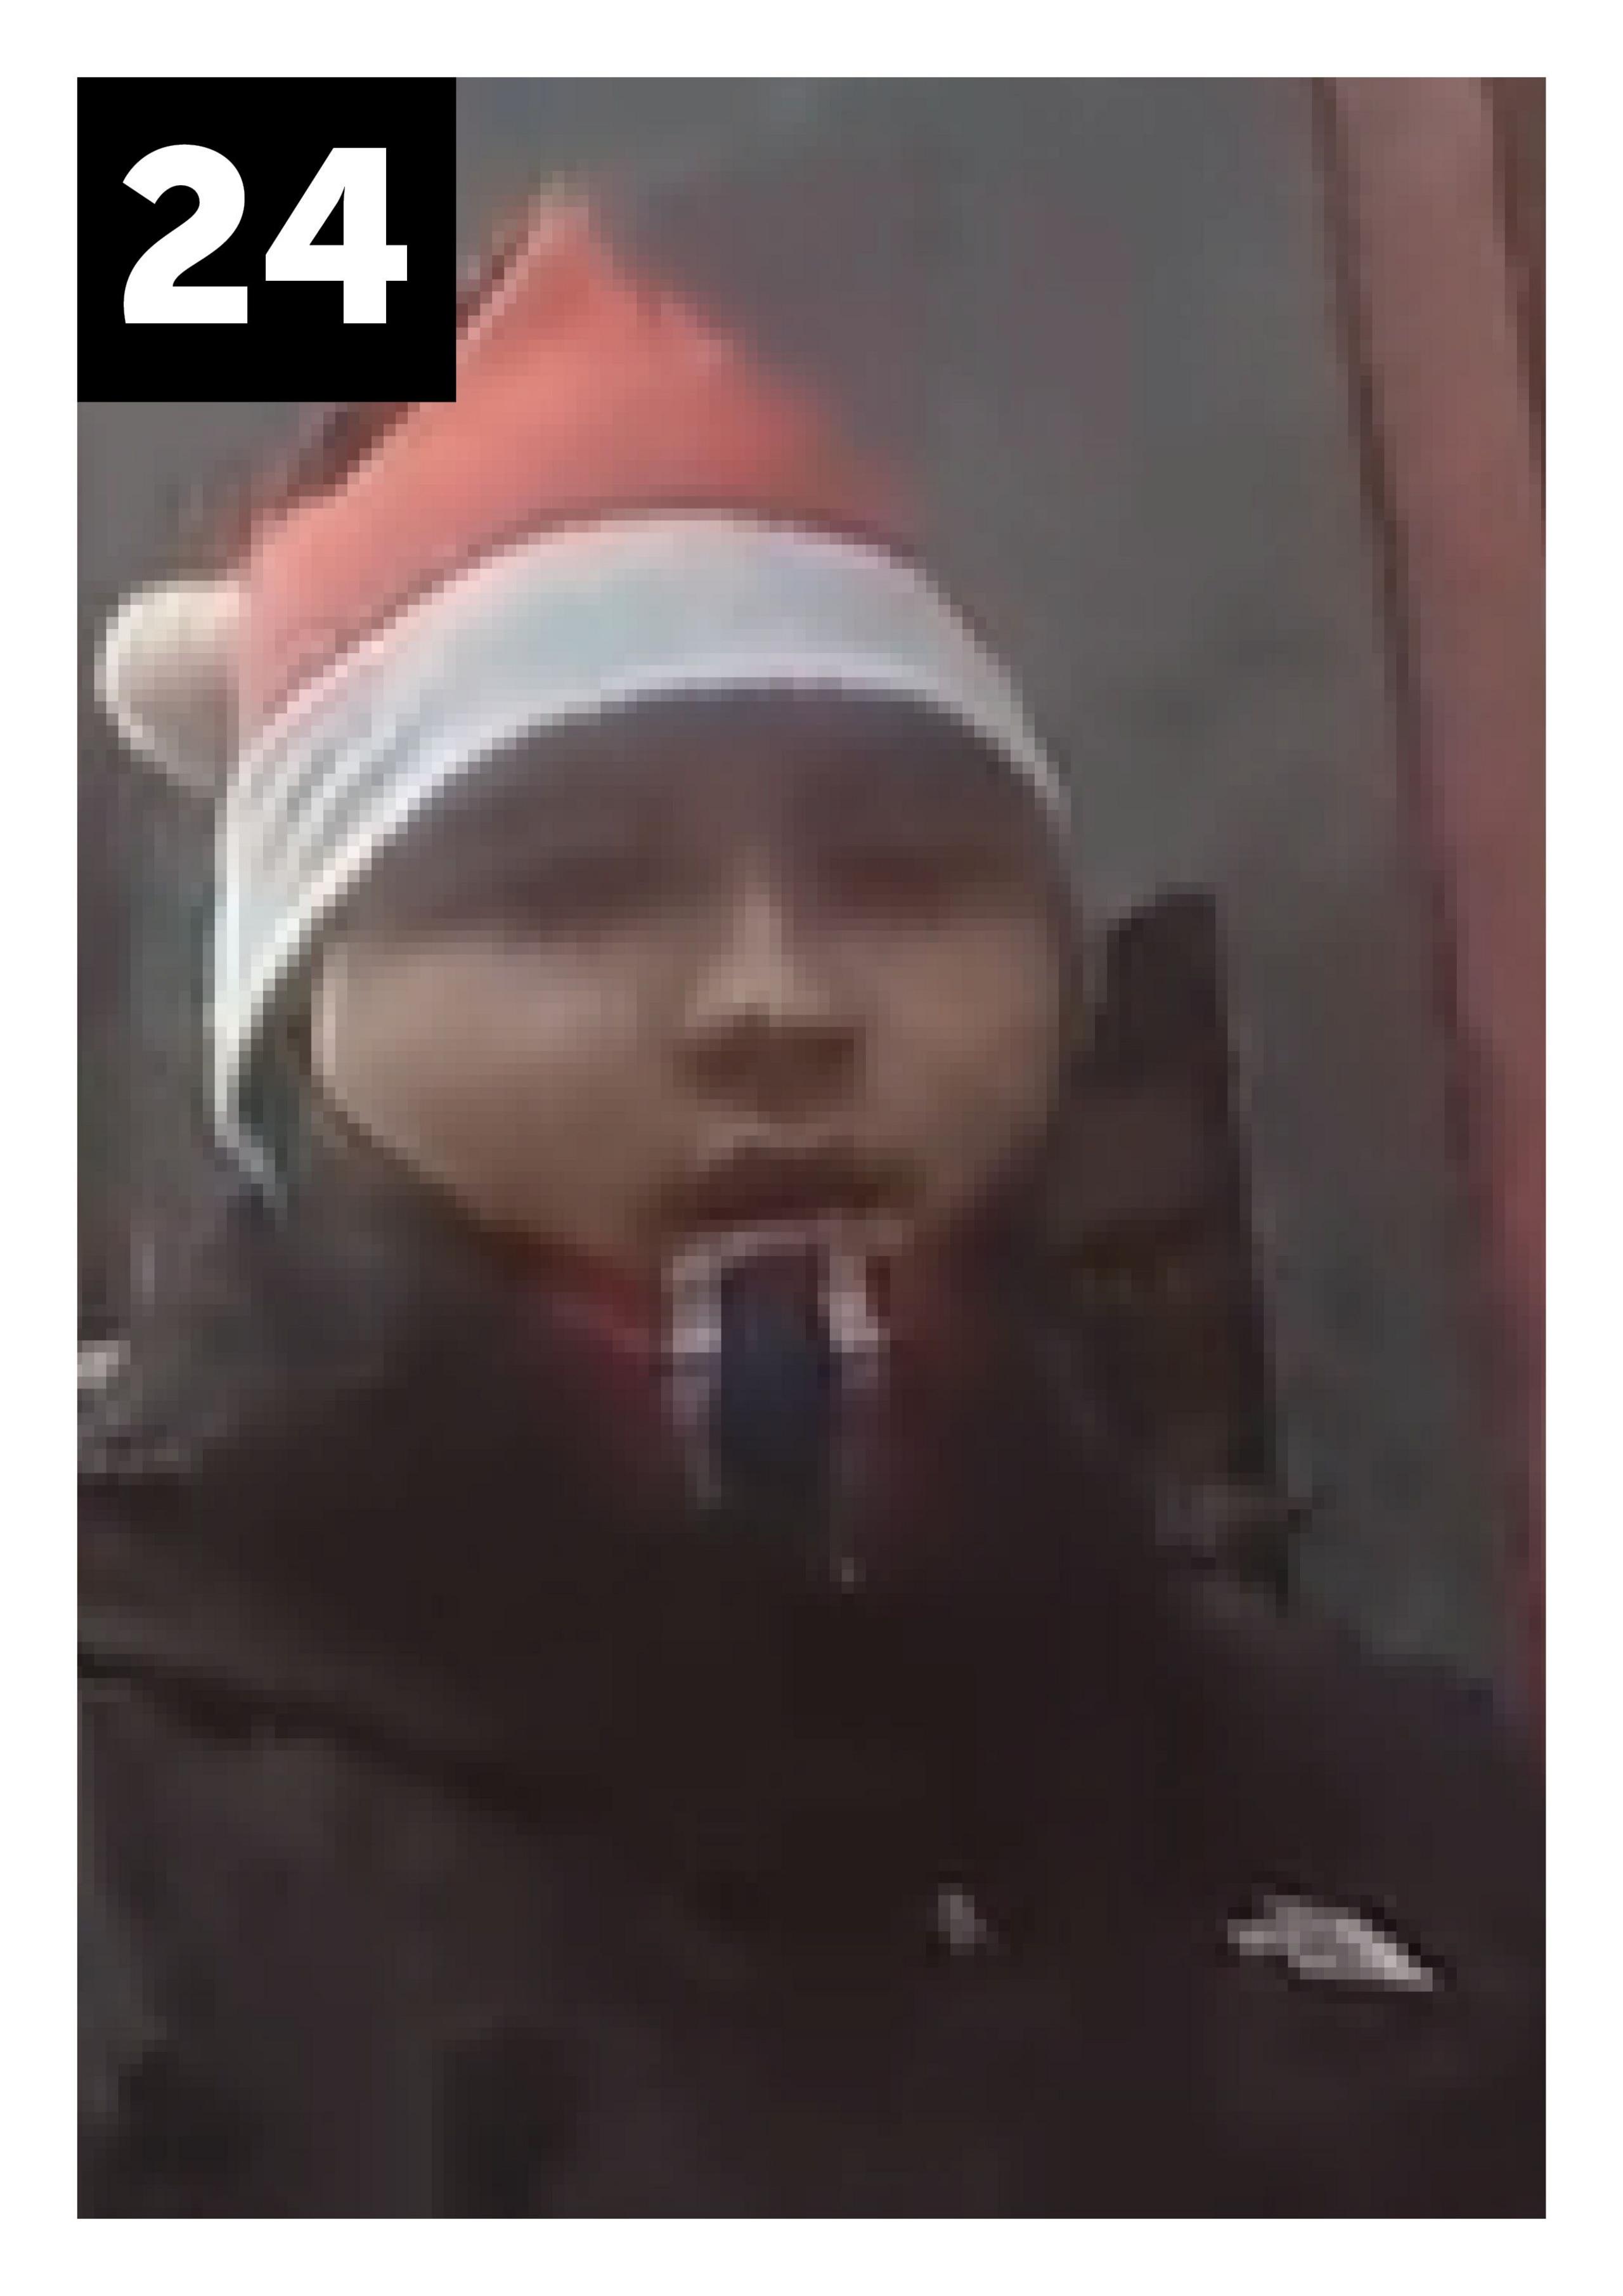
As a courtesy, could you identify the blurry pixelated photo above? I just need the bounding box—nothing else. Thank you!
[79,79,1543,2216]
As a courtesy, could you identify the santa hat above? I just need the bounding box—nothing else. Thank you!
[96,200,1068,1179]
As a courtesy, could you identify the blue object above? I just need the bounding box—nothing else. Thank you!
[708,1257,838,1525]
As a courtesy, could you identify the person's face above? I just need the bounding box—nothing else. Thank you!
[310,696,1069,1283]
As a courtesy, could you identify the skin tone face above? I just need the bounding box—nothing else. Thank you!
[309,694,1070,1286]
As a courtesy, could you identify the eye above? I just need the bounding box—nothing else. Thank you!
[820,840,980,919]
[467,849,673,935]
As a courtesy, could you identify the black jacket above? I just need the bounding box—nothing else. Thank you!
[80,1181,1543,2216]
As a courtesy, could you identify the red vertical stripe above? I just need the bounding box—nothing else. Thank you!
[1316,81,1544,1727]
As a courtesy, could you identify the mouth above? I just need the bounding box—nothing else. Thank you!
[652,1147,911,1277]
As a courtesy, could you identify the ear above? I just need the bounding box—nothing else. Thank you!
[95,578,242,800]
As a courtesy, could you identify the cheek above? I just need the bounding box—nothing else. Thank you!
[311,944,668,1247]
[862,921,1064,1204]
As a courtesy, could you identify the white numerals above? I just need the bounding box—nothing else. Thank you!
[122,146,405,326]
[262,148,406,325]
[122,145,249,325]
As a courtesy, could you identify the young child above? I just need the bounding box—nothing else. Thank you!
[81,202,1542,2215]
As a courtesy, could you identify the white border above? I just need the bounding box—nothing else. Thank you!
[6,27,1579,2278]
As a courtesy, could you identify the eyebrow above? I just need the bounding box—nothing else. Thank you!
[796,737,1048,844]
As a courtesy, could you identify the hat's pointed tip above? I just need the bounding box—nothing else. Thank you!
[461,188,628,355]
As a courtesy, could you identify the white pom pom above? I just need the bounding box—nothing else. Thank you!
[95,578,241,798]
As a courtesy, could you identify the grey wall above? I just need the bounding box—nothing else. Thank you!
[79,81,1508,1672]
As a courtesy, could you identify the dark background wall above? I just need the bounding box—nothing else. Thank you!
[77,80,1508,1673]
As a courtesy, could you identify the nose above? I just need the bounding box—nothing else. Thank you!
[678,859,859,1117]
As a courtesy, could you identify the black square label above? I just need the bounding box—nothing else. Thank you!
[79,78,456,403]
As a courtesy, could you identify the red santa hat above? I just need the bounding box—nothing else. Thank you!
[96,200,1068,1177]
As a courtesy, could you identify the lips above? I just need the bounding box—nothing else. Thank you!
[652,1145,909,1264]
